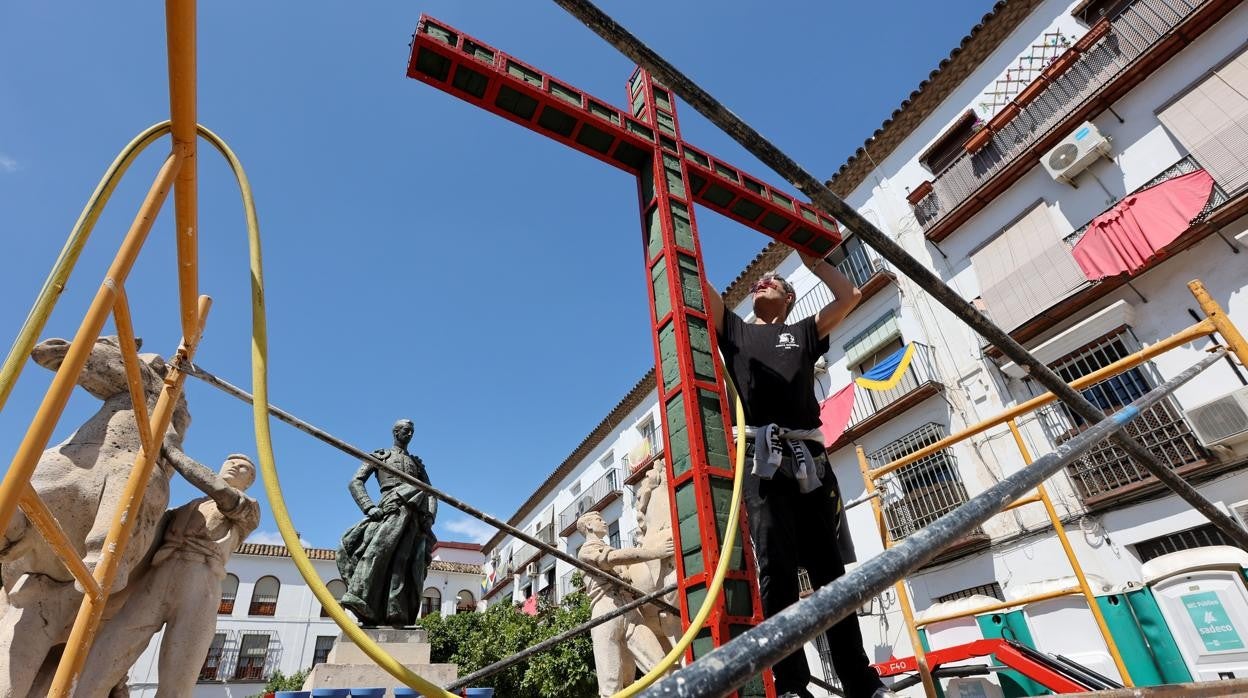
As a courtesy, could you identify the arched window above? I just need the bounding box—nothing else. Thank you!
[456,590,476,614]
[249,575,280,616]
[420,587,441,617]
[219,573,239,615]
[321,579,347,618]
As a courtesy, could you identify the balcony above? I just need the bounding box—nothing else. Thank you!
[1063,154,1229,248]
[790,237,892,323]
[558,467,623,536]
[843,343,944,438]
[914,0,1217,240]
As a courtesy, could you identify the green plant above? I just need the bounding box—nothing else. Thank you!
[246,668,310,697]
[418,591,596,698]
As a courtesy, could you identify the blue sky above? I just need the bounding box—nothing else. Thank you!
[0,2,992,550]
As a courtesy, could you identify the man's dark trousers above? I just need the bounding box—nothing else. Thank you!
[743,452,884,697]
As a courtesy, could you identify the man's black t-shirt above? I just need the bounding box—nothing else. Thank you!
[717,312,830,429]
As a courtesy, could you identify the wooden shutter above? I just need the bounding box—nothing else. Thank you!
[1158,45,1248,195]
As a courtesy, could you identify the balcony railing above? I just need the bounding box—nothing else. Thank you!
[558,467,622,535]
[847,342,943,431]
[790,237,889,322]
[914,0,1205,233]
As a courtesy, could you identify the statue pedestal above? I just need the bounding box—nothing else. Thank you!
[304,627,458,694]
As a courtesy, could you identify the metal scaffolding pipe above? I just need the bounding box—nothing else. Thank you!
[549,0,1248,553]
[640,350,1224,696]
[181,362,680,615]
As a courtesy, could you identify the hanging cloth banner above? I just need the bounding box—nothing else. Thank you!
[818,383,856,447]
[855,343,916,391]
[1071,168,1215,280]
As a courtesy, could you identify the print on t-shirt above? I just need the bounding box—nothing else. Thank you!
[775,332,799,350]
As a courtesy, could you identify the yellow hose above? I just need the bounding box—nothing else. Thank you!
[13,121,748,695]
[0,122,172,414]
[209,122,750,696]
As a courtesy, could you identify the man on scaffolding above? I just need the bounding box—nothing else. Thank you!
[708,252,892,698]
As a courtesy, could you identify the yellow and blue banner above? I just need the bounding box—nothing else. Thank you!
[854,343,916,391]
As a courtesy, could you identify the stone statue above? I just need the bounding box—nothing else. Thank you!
[0,336,191,698]
[338,419,438,627]
[629,460,681,644]
[41,444,260,698]
[576,510,674,697]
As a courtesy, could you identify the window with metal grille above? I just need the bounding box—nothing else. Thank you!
[219,573,238,615]
[1134,523,1240,563]
[1038,329,1208,502]
[608,520,621,549]
[198,633,227,681]
[312,635,335,666]
[870,423,972,541]
[457,589,476,613]
[320,579,346,618]
[936,582,1005,604]
[248,576,279,616]
[232,633,270,681]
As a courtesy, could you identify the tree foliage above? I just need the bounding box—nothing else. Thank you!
[419,587,596,698]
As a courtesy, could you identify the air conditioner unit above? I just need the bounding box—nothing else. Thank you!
[575,495,593,516]
[1042,121,1112,186]
[1231,500,1248,531]
[1185,386,1248,454]
[525,562,538,577]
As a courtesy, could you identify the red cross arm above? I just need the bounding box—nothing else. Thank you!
[407,15,843,258]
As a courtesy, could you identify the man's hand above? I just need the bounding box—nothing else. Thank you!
[367,506,383,522]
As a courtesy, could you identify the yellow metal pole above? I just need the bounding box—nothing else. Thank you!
[49,295,212,697]
[166,0,200,336]
[870,320,1216,480]
[113,287,156,456]
[1006,418,1133,686]
[18,486,104,603]
[1190,279,1248,368]
[857,446,938,698]
[0,153,183,536]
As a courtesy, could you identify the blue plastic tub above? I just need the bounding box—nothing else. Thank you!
[311,690,350,698]
[393,690,419,697]
[275,692,310,698]
[463,689,495,697]
[349,690,385,698]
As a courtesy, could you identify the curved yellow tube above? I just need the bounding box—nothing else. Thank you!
[0,122,172,414]
[9,119,751,695]
[207,125,750,697]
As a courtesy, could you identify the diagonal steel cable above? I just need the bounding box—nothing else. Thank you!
[550,0,1248,553]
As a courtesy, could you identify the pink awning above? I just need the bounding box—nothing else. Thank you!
[819,383,856,447]
[1071,169,1215,280]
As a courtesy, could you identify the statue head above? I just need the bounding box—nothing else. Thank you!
[220,454,256,490]
[393,419,415,447]
[576,511,607,538]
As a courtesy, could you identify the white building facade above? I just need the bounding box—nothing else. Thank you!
[126,542,483,697]
[482,0,1248,694]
